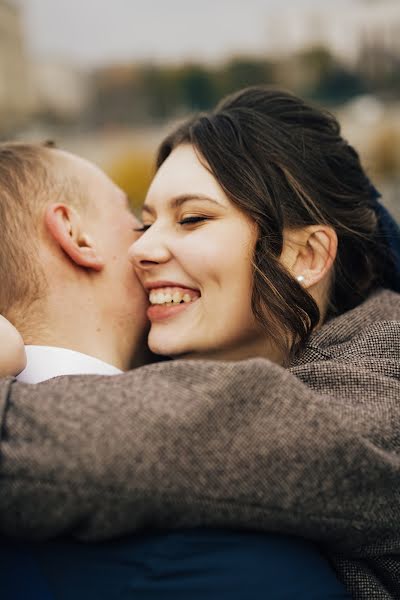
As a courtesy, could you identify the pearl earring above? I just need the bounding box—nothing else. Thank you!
[296,275,305,283]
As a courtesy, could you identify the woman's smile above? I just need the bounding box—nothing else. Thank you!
[129,144,262,359]
[146,284,201,321]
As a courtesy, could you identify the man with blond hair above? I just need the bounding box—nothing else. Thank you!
[0,142,148,372]
[0,141,152,600]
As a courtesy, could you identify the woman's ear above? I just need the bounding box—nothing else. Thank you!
[281,225,338,288]
[44,203,105,271]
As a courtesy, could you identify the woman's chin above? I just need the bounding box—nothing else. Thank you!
[148,340,224,362]
[148,336,193,358]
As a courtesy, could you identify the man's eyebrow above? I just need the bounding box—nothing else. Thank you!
[142,194,224,215]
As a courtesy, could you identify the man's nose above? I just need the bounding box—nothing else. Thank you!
[128,229,172,270]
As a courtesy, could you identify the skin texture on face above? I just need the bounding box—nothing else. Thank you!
[49,151,149,367]
[130,144,269,361]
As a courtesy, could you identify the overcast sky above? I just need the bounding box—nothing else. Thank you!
[19,0,336,67]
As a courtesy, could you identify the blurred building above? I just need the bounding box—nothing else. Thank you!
[265,0,400,66]
[31,61,92,122]
[0,0,34,131]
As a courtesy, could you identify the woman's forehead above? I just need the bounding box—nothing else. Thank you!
[145,145,230,209]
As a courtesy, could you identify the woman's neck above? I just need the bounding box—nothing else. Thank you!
[180,336,285,365]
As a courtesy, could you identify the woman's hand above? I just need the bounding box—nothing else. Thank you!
[0,315,26,377]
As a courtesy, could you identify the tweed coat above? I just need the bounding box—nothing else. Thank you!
[0,288,399,599]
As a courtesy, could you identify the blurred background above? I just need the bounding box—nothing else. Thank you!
[1,0,399,218]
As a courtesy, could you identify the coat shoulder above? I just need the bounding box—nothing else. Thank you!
[294,289,400,366]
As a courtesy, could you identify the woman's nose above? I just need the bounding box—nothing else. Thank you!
[128,229,172,270]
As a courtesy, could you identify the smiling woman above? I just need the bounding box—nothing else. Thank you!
[130,86,398,365]
[131,144,262,360]
[123,85,400,599]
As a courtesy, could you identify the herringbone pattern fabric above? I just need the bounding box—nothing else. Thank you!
[1,288,400,598]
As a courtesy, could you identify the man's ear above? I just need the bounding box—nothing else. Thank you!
[281,225,338,288]
[44,203,105,271]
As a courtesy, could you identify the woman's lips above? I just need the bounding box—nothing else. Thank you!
[147,297,199,322]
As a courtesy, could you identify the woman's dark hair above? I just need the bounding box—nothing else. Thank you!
[155,86,397,362]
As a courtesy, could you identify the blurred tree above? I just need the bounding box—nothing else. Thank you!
[86,46,394,130]
[90,65,145,126]
[295,46,366,104]
[357,38,400,98]
[178,64,218,110]
[312,67,366,104]
[140,65,182,120]
[217,57,274,97]
[299,46,334,77]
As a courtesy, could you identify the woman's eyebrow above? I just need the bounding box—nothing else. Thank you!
[142,194,224,215]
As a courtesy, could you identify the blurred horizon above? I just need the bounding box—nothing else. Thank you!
[1,0,399,219]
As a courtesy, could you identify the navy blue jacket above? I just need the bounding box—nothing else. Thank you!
[1,529,350,599]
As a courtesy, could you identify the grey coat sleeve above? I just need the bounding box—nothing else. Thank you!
[0,341,399,552]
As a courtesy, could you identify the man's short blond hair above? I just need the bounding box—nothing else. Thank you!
[0,142,85,319]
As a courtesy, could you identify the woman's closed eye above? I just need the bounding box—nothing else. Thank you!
[134,215,210,232]
[178,215,210,226]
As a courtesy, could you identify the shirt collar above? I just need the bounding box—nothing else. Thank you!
[16,345,123,384]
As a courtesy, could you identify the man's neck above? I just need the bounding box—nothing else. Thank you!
[23,328,127,371]
[14,281,145,371]
[18,306,131,371]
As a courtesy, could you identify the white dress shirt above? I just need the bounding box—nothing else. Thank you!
[17,345,122,384]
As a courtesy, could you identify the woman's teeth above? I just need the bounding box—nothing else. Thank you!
[149,288,198,305]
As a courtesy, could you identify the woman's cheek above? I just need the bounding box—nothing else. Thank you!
[176,238,222,281]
